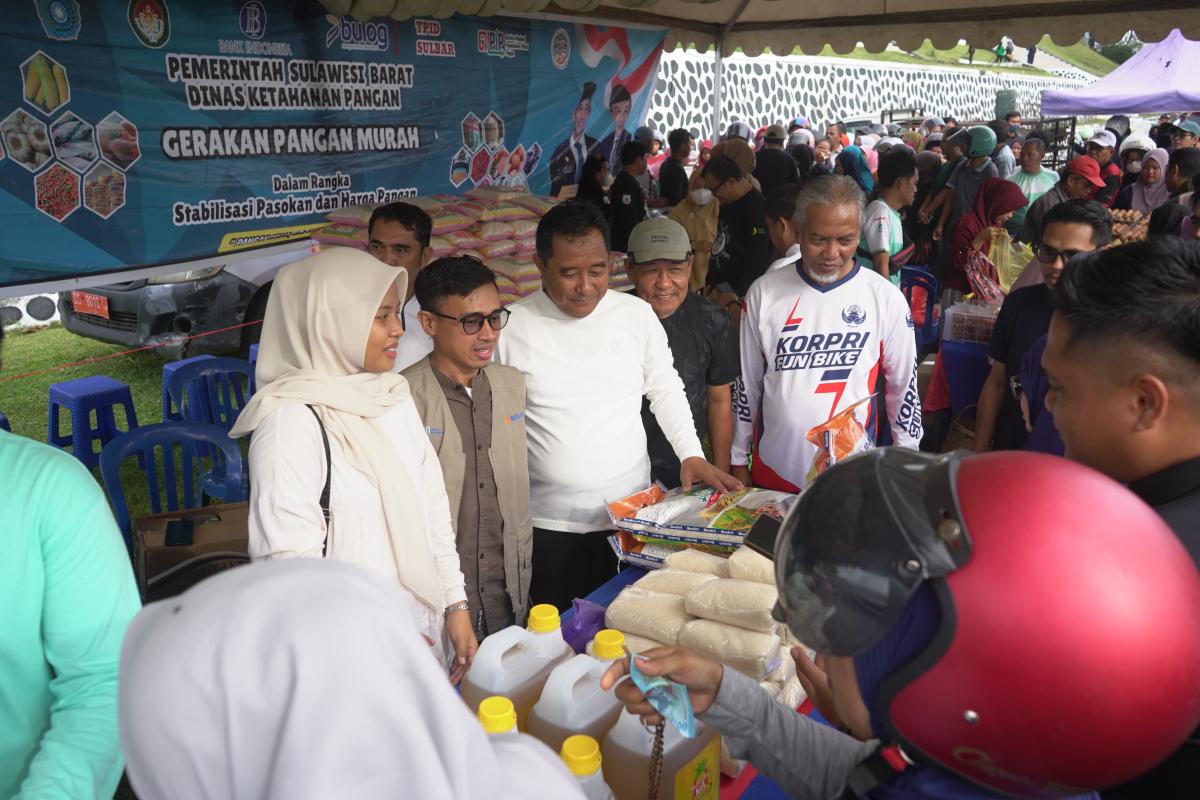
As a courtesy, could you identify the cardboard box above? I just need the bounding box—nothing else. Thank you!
[135,502,249,595]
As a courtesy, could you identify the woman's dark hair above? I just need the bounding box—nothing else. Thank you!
[765,184,803,222]
[1054,237,1200,369]
[413,256,496,313]
[368,202,432,248]
[1041,199,1113,247]
[876,147,919,190]
[535,200,610,263]
[702,154,742,183]
[667,128,691,152]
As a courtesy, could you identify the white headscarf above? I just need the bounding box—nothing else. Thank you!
[119,560,584,800]
[230,248,442,615]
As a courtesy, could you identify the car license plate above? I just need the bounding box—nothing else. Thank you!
[72,291,110,319]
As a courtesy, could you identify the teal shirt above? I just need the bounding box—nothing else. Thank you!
[0,431,140,798]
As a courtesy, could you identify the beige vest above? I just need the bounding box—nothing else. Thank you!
[402,357,533,624]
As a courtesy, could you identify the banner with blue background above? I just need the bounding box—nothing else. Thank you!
[0,0,665,288]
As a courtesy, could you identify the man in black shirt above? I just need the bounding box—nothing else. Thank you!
[608,140,648,253]
[753,124,800,200]
[974,200,1111,452]
[659,128,693,207]
[626,218,739,487]
[697,154,771,296]
[1042,236,1200,799]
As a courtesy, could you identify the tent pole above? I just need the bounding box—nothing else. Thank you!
[712,39,724,143]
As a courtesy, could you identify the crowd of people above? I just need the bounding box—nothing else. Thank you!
[3,104,1200,800]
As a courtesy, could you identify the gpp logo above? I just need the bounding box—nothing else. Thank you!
[239,1,266,40]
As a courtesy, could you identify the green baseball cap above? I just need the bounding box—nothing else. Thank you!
[1169,120,1200,137]
[627,217,691,264]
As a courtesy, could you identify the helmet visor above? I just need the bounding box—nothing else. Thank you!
[774,450,972,656]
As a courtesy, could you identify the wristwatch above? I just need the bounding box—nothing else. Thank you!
[444,601,470,617]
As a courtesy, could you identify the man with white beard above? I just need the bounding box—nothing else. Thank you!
[732,175,922,492]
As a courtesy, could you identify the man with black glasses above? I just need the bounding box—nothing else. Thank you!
[404,256,531,638]
[974,200,1112,452]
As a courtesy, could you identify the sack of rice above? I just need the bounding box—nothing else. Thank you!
[677,619,782,680]
[604,587,691,646]
[635,568,719,596]
[728,546,775,585]
[684,579,778,633]
[663,548,729,577]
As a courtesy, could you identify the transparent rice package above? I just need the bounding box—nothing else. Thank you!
[663,548,729,577]
[677,619,782,680]
[604,587,691,646]
[728,546,775,585]
[635,568,719,596]
[684,579,778,633]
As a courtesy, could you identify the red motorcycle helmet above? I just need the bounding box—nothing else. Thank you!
[775,449,1200,797]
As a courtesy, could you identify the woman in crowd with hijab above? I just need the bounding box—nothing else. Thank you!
[230,248,477,684]
[119,560,582,800]
[1114,148,1170,214]
[948,177,1028,292]
[901,129,925,153]
[575,154,611,220]
[834,145,875,196]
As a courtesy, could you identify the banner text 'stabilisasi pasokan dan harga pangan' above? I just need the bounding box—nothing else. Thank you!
[0,0,665,287]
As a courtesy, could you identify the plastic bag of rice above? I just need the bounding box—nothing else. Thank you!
[684,579,778,633]
[663,548,729,577]
[678,619,782,679]
[604,587,691,646]
[728,546,775,585]
[635,568,719,596]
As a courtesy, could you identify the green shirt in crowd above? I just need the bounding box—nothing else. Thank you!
[0,431,140,798]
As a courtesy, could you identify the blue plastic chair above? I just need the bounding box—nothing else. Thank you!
[167,357,254,434]
[0,411,9,432]
[248,343,260,394]
[900,266,940,351]
[48,375,140,469]
[162,354,215,422]
[99,422,247,551]
[942,340,992,417]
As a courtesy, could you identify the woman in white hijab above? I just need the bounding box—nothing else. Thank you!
[119,560,584,800]
[230,248,476,681]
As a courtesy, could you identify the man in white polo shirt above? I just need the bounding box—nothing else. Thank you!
[497,201,740,610]
[734,175,922,492]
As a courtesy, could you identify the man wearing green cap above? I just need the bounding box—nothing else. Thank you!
[1168,119,1200,151]
[627,218,740,487]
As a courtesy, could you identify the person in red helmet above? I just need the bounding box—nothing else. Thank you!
[603,448,1200,799]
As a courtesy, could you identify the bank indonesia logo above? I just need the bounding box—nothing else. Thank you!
[841,305,866,326]
[240,1,266,40]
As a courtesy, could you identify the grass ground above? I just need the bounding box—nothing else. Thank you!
[1037,36,1119,76]
[1,323,182,524]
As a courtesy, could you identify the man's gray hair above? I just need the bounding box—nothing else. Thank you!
[792,175,866,231]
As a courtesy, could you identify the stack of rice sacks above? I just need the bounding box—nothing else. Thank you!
[604,546,805,707]
[312,186,635,305]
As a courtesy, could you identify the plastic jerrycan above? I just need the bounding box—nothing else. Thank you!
[527,629,627,753]
[460,604,573,730]
[478,696,519,736]
[601,711,720,800]
[562,735,615,800]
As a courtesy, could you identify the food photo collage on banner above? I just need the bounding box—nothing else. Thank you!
[0,0,665,287]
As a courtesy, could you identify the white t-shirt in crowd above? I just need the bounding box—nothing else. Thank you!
[734,262,923,491]
[392,295,433,373]
[496,289,705,532]
[247,400,467,644]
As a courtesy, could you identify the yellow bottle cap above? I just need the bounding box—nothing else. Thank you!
[591,629,626,660]
[477,696,517,734]
[527,603,562,633]
[561,734,603,777]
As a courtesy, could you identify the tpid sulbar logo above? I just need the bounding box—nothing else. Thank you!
[324,15,389,52]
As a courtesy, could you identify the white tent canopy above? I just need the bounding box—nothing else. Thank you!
[321,0,1200,56]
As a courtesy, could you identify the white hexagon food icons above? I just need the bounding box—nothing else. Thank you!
[83,162,126,219]
[3,108,52,172]
[97,111,140,170]
[50,111,98,173]
[34,162,79,221]
[21,51,69,116]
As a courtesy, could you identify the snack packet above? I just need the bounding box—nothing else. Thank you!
[805,396,874,484]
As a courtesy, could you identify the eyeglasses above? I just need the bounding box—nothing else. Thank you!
[1036,244,1085,264]
[428,307,510,334]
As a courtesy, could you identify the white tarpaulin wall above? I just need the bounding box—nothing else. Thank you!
[322,0,1200,56]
